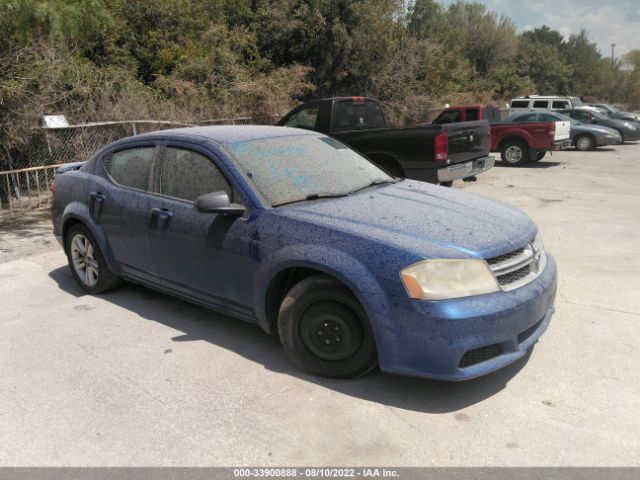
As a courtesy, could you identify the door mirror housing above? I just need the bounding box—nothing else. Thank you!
[195,191,245,216]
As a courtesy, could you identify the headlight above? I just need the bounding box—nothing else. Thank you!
[400,259,500,300]
[623,122,633,129]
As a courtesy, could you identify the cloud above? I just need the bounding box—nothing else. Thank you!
[437,0,640,57]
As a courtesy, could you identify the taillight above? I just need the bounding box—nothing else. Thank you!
[435,132,448,161]
[548,122,556,137]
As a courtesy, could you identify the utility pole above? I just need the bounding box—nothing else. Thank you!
[611,43,616,68]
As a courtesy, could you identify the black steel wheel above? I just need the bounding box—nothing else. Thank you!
[277,274,377,378]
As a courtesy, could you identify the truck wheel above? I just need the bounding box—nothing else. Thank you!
[575,134,595,151]
[501,141,529,166]
[439,181,453,187]
[277,274,377,378]
[65,224,122,294]
[533,151,547,162]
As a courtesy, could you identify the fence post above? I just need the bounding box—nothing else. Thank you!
[131,122,138,136]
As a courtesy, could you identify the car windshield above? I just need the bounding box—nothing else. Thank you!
[571,97,583,107]
[587,110,608,121]
[226,135,395,207]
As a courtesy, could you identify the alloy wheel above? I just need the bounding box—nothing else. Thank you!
[70,234,99,287]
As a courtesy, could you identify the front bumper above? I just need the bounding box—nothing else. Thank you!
[437,155,495,183]
[370,254,557,381]
[552,139,572,150]
[596,134,623,146]
[622,130,640,141]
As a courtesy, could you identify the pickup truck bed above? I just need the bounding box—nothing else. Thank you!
[278,97,494,184]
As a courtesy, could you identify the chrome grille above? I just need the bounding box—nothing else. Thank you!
[486,237,546,291]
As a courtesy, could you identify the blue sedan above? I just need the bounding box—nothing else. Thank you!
[51,126,557,380]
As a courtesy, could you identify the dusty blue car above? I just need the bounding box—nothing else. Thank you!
[51,126,557,380]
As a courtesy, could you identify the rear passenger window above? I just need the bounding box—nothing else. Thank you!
[282,106,319,130]
[104,147,155,191]
[533,101,549,108]
[434,110,461,124]
[160,148,232,202]
[552,101,569,109]
[466,109,479,121]
[518,113,539,122]
[510,100,529,108]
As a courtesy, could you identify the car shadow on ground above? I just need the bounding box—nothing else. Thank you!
[495,160,562,169]
[49,265,533,414]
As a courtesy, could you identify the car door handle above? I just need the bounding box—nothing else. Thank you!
[150,207,173,219]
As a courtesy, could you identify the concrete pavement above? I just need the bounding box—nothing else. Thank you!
[0,143,639,466]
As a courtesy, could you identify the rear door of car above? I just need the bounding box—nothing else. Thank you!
[145,141,257,316]
[95,142,160,282]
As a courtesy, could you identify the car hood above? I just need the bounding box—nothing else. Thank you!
[574,124,619,135]
[276,180,537,259]
[602,119,636,130]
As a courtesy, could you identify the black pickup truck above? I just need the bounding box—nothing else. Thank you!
[277,96,494,185]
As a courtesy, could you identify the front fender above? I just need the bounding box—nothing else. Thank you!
[61,202,120,274]
[253,244,395,359]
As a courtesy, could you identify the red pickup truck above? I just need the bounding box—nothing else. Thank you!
[432,105,571,166]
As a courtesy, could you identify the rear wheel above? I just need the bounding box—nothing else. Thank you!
[575,134,595,151]
[65,224,121,294]
[277,274,377,378]
[500,141,530,166]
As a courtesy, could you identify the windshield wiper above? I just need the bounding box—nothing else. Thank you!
[272,192,349,208]
[272,179,400,208]
[348,178,400,195]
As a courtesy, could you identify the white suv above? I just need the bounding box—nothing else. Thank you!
[509,95,583,115]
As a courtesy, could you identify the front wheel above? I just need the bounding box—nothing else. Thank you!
[574,134,595,151]
[439,181,453,187]
[65,224,121,294]
[500,141,530,166]
[277,274,378,378]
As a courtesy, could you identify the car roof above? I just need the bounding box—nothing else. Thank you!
[118,125,318,146]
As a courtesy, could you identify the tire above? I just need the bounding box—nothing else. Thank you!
[574,134,595,151]
[65,223,122,294]
[500,140,530,166]
[439,181,454,187]
[532,151,547,162]
[277,274,378,378]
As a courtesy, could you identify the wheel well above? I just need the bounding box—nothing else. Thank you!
[265,267,346,335]
[367,154,404,178]
[61,218,84,251]
[497,136,526,151]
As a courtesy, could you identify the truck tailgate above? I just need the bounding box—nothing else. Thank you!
[442,120,491,164]
[554,121,571,141]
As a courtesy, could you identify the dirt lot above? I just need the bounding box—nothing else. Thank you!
[1,144,639,466]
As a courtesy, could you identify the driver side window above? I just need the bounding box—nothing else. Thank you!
[283,106,319,130]
[159,148,232,202]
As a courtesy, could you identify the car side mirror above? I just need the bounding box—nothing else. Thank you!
[195,191,245,216]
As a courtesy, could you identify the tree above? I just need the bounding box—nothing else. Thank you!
[444,1,519,75]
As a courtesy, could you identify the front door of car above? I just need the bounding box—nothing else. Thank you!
[146,143,257,314]
[95,144,160,282]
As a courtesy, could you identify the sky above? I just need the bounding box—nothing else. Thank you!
[437,0,640,58]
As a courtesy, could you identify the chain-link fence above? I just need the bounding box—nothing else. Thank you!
[0,118,257,222]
